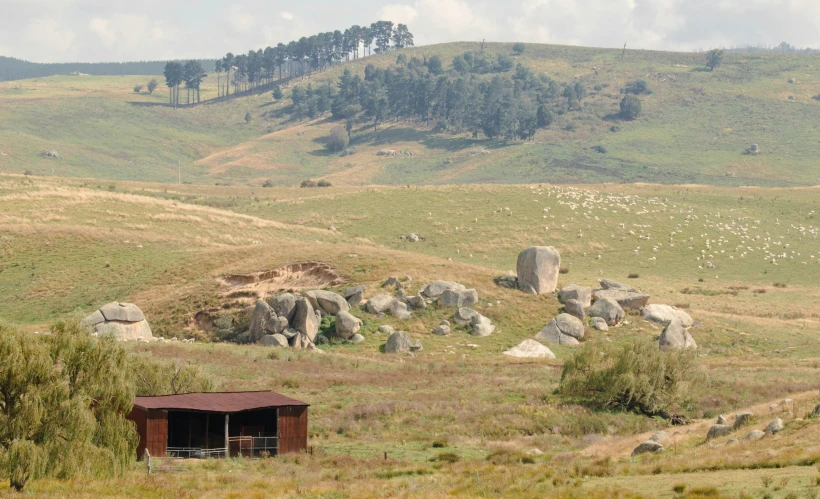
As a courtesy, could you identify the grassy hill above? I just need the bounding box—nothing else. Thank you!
[2,42,820,187]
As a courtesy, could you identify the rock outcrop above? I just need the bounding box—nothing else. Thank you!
[516,246,560,294]
[438,288,479,308]
[334,310,363,339]
[503,339,556,359]
[658,320,696,350]
[558,284,593,308]
[384,331,422,354]
[641,304,693,327]
[587,297,625,326]
[83,302,154,341]
[631,441,664,456]
[535,314,584,345]
[421,281,466,299]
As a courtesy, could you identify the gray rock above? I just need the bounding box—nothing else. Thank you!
[314,334,329,345]
[281,328,298,339]
[249,300,287,343]
[342,285,367,307]
[390,300,413,319]
[86,302,153,341]
[432,325,451,336]
[733,412,753,429]
[599,279,636,291]
[503,339,556,359]
[292,297,320,342]
[516,246,560,295]
[649,431,669,443]
[706,424,732,440]
[384,331,422,353]
[716,415,727,425]
[303,290,350,316]
[438,288,479,308]
[564,299,585,320]
[535,313,584,346]
[641,304,693,327]
[440,320,450,327]
[557,284,593,308]
[404,295,426,310]
[658,320,697,350]
[334,310,363,339]
[765,418,784,434]
[259,334,289,347]
[470,314,495,337]
[453,308,480,326]
[366,294,398,314]
[94,320,153,341]
[813,404,820,418]
[593,289,650,310]
[378,325,395,335]
[268,293,298,322]
[350,333,365,344]
[726,437,738,445]
[407,233,419,243]
[383,276,403,289]
[743,430,765,441]
[587,297,625,326]
[99,302,145,322]
[590,317,609,331]
[82,309,106,326]
[631,441,663,456]
[494,275,518,289]
[421,281,467,299]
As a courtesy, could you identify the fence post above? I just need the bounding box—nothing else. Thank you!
[145,448,151,475]
[384,451,387,461]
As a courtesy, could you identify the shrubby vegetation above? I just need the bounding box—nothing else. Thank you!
[558,338,703,418]
[619,95,642,120]
[624,79,652,95]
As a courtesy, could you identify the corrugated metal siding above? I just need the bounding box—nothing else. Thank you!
[278,406,308,454]
[146,409,168,457]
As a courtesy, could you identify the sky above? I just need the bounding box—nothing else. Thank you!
[1,0,819,63]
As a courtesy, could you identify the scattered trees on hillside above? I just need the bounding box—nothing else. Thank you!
[163,62,183,108]
[620,95,642,120]
[706,49,724,71]
[0,320,138,491]
[327,126,349,152]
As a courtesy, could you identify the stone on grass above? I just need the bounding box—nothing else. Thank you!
[421,281,466,299]
[593,289,650,310]
[631,441,663,456]
[599,279,636,291]
[378,325,395,335]
[470,314,495,337]
[249,300,288,343]
[350,333,365,344]
[516,246,561,295]
[535,314,584,346]
[268,293,298,322]
[765,418,784,434]
[453,307,480,326]
[743,430,765,441]
[342,285,367,307]
[84,302,153,341]
[733,412,753,429]
[641,304,693,327]
[334,310,362,340]
[432,324,451,336]
[366,294,398,314]
[587,297,625,326]
[384,331,422,354]
[406,295,427,310]
[658,320,697,350]
[503,339,556,359]
[438,288,479,308]
[706,424,732,440]
[649,431,669,443]
[292,297,320,342]
[259,334,289,347]
[564,299,585,320]
[383,276,403,289]
[557,284,593,308]
[716,415,727,425]
[590,317,609,331]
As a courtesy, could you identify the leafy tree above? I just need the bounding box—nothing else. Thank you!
[706,48,724,71]
[163,61,183,108]
[183,60,207,104]
[624,79,651,95]
[512,43,525,55]
[0,319,138,491]
[146,78,158,95]
[272,85,283,100]
[427,55,443,75]
[536,104,553,127]
[619,94,642,120]
[133,84,143,93]
[130,354,215,396]
[244,112,252,124]
[327,125,349,152]
[559,338,703,419]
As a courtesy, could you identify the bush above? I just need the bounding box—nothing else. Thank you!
[433,452,460,463]
[592,145,607,154]
[559,267,569,274]
[512,42,525,55]
[317,179,332,187]
[272,86,283,100]
[326,125,349,152]
[672,484,686,494]
[262,179,274,187]
[813,94,820,101]
[558,337,703,417]
[300,179,317,188]
[147,79,158,94]
[624,79,652,95]
[244,112,252,124]
[620,95,642,120]
[593,84,603,91]
[133,84,143,93]
[537,105,554,128]
[628,273,639,279]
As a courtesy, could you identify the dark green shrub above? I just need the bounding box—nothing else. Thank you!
[620,95,642,120]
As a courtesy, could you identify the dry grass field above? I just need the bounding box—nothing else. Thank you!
[1,172,820,497]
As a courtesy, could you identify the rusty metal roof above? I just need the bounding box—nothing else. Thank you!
[133,391,308,413]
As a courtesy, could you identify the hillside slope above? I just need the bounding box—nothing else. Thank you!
[2,42,820,186]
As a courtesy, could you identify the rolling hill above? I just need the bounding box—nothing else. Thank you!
[1,42,819,188]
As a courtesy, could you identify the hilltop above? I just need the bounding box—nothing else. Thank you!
[1,42,820,188]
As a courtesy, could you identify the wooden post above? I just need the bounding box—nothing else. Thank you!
[224,414,229,458]
[145,449,151,475]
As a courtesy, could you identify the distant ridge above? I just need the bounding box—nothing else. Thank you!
[0,56,218,81]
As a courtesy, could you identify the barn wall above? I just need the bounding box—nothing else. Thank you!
[127,407,147,459]
[146,409,168,457]
[277,406,308,454]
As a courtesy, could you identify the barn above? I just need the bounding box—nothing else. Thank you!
[127,391,309,459]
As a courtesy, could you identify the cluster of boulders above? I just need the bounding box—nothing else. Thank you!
[705,411,785,444]
[83,302,154,341]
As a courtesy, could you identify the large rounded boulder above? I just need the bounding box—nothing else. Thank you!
[658,320,696,350]
[83,302,154,341]
[516,246,560,295]
[535,313,584,345]
[587,297,625,326]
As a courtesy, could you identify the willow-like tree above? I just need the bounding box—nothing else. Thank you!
[0,319,138,491]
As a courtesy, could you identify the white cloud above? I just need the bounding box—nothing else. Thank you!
[280,11,295,21]
[24,19,76,55]
[228,4,255,32]
[377,4,418,25]
[89,17,117,47]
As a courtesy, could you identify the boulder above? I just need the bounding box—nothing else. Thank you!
[350,333,365,344]
[268,293,298,323]
[590,317,609,331]
[432,324,451,336]
[535,314,584,346]
[407,233,419,243]
[765,418,784,434]
[303,290,350,316]
[716,415,727,425]
[383,276,403,289]
[334,310,363,340]
[453,308,480,326]
[470,315,495,337]
[564,299,585,321]
[733,412,753,429]
[405,295,427,310]
[593,289,650,310]
[439,288,479,308]
[599,279,636,291]
[649,431,669,443]
[84,302,153,341]
[587,297,625,326]
[421,281,466,299]
[658,320,697,350]
[259,334,289,347]
[384,331,422,354]
[557,284,593,308]
[292,297,320,342]
[631,441,663,456]
[516,246,560,294]
[378,325,395,335]
[390,300,413,320]
[706,424,732,440]
[249,300,288,343]
[314,334,329,345]
[366,294,398,314]
[743,430,765,441]
[641,304,693,327]
[813,403,820,418]
[342,285,367,307]
[503,339,556,359]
